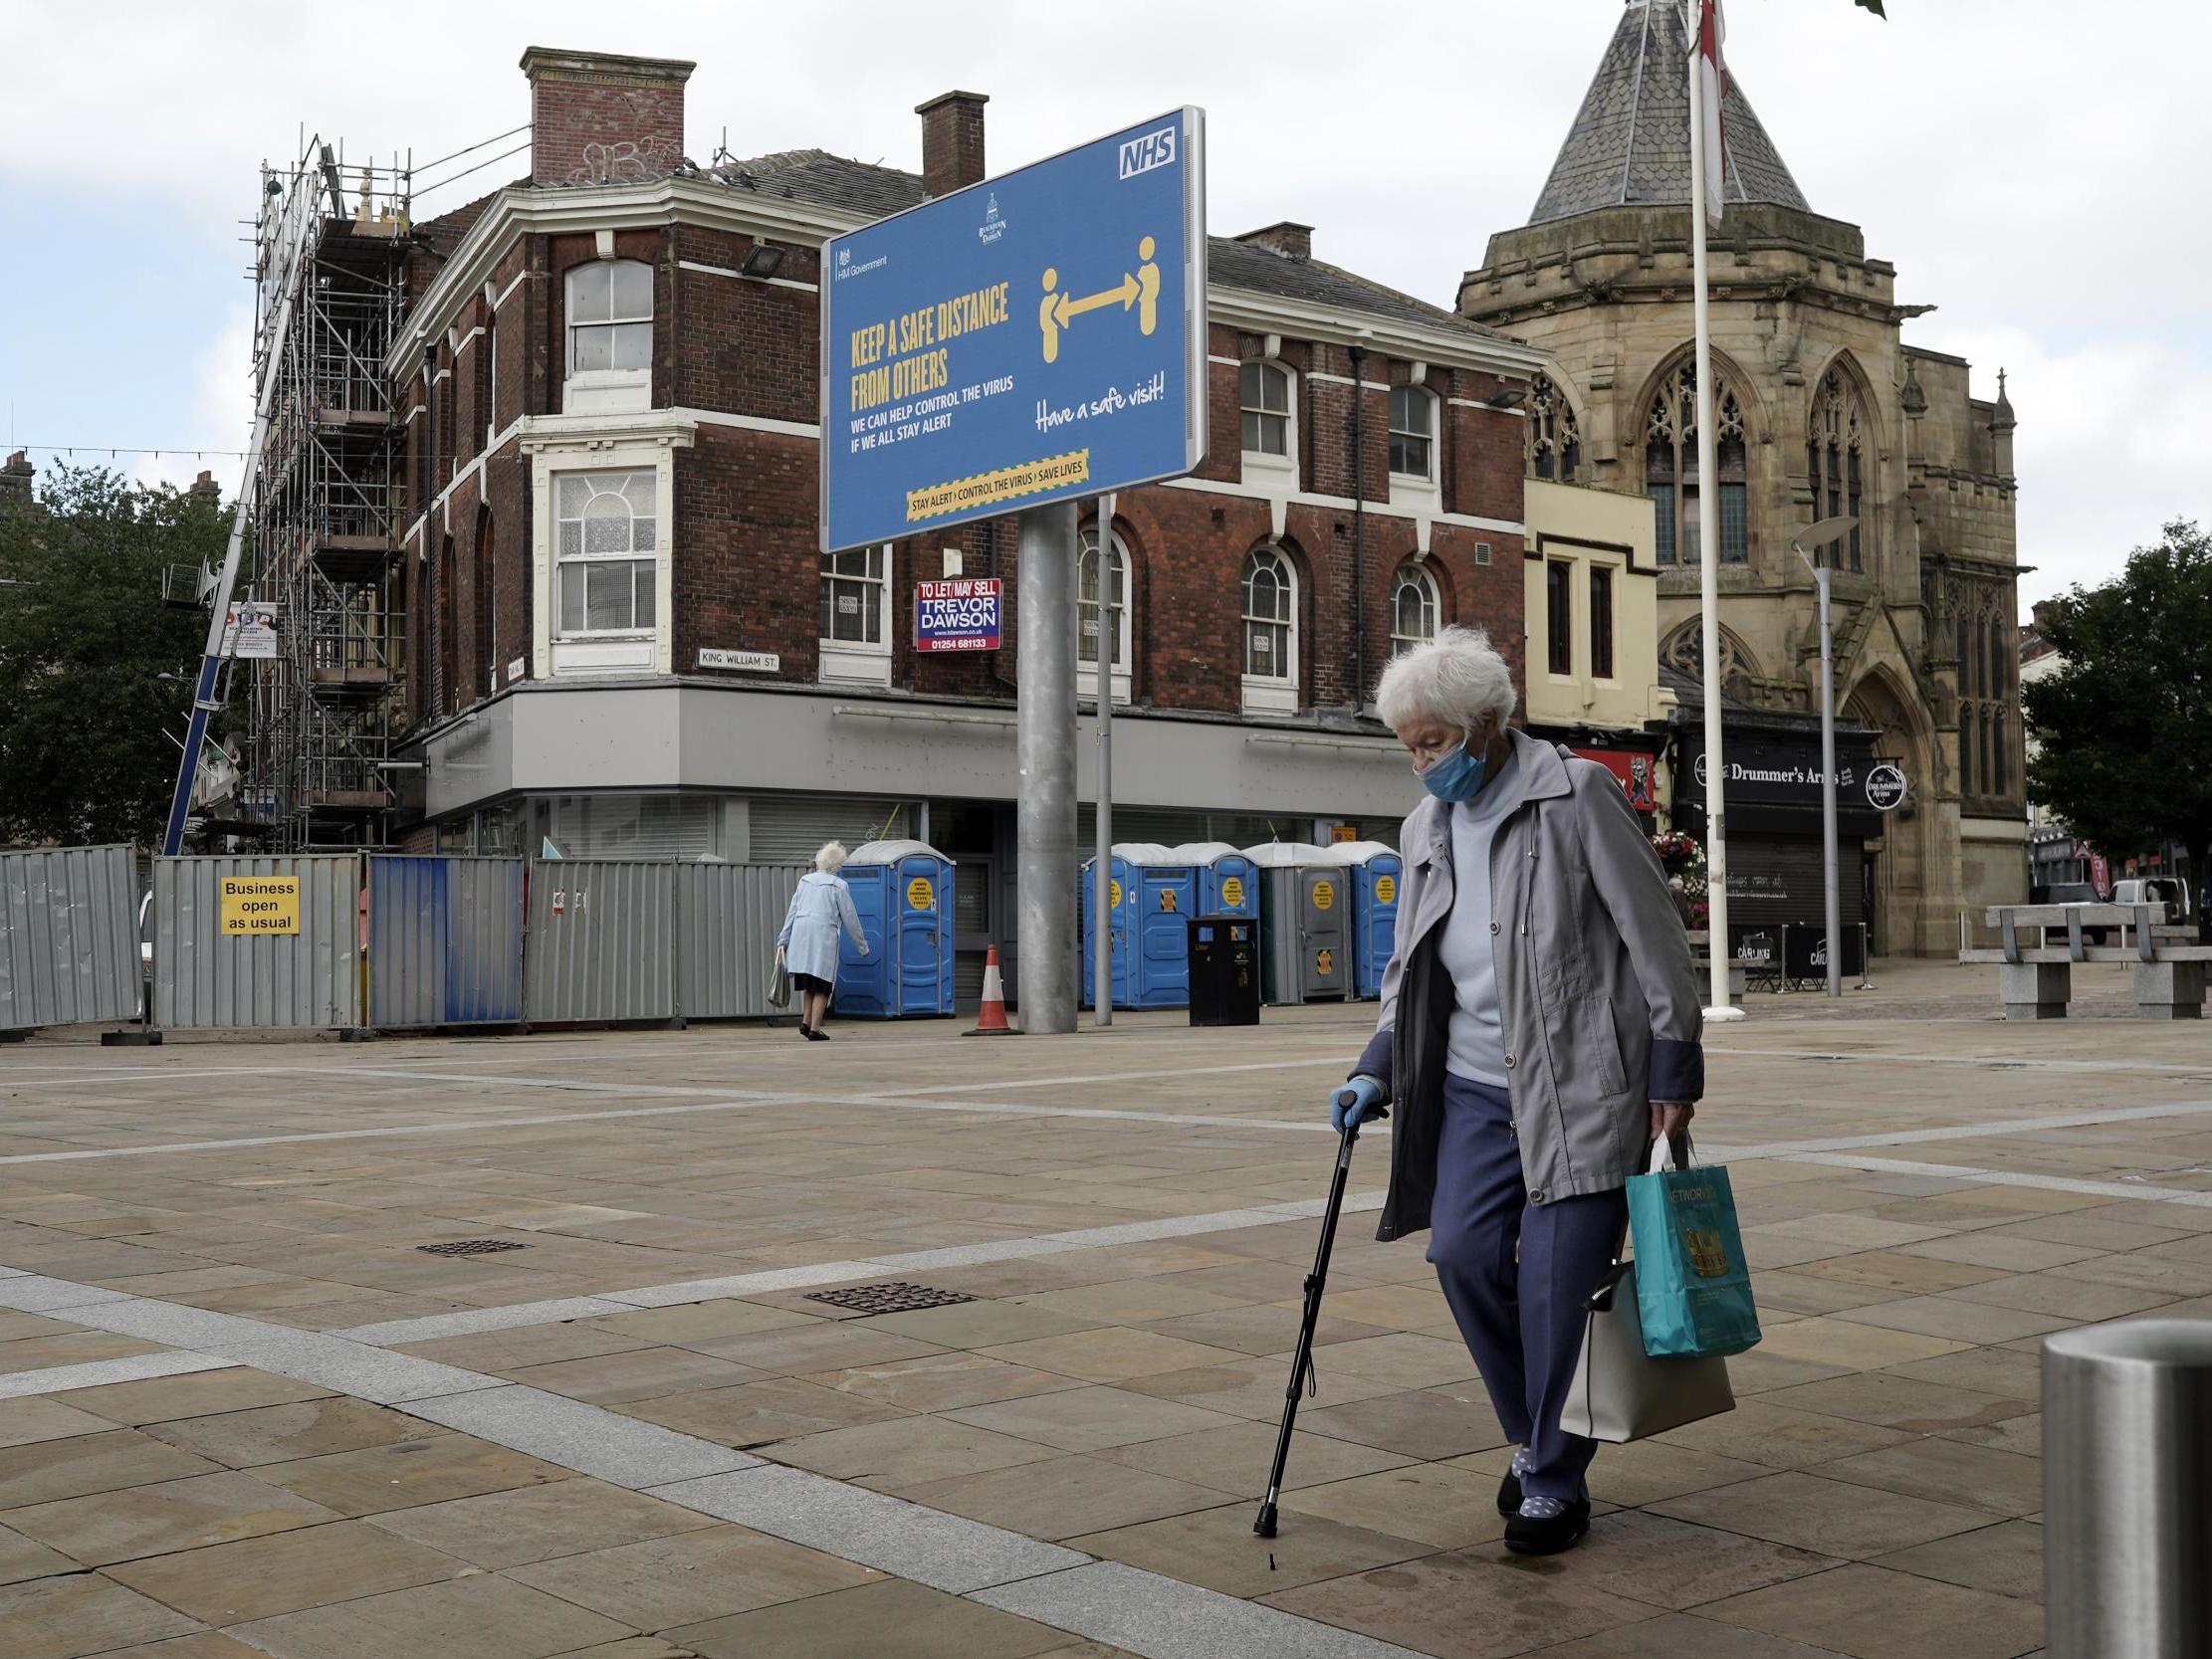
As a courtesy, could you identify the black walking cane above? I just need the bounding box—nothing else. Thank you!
[1253,1089,1386,1539]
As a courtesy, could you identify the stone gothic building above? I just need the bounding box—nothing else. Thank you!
[1461,0,2024,954]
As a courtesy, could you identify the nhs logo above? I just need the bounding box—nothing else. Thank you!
[1118,125,1177,179]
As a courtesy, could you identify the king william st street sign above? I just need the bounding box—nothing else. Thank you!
[820,108,1207,553]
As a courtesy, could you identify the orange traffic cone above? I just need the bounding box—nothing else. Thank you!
[964,944,1018,1036]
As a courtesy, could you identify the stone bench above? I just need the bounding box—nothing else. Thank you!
[1960,904,2211,1019]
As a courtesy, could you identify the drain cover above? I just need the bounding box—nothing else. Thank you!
[415,1238,531,1257]
[805,1282,976,1315]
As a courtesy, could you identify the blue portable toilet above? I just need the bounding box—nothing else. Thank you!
[1328,841,1403,1000]
[1171,843,1259,922]
[833,840,956,1017]
[1080,844,1196,1009]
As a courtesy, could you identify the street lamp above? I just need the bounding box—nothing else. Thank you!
[1793,515,1859,999]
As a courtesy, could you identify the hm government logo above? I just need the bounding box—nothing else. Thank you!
[837,247,849,270]
[979,192,1004,245]
[1117,125,1176,180]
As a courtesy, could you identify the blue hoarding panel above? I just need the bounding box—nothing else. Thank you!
[822,108,1207,552]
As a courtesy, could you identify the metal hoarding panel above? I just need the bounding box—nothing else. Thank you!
[0,845,140,1030]
[674,863,807,1021]
[366,857,524,1028]
[524,860,674,1024]
[153,856,361,1030]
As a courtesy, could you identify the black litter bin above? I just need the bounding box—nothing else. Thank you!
[1188,915,1260,1026]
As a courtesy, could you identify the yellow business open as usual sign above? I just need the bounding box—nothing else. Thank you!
[220,876,300,935]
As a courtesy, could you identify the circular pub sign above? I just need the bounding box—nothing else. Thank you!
[1865,762,1908,812]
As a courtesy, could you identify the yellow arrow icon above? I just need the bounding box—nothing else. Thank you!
[1054,272,1139,328]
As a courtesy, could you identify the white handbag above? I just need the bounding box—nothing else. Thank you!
[767,945,792,1011]
[1559,1258,1736,1444]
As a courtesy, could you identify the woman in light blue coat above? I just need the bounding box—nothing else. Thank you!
[777,842,869,1040]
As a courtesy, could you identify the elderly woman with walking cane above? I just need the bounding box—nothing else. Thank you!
[1330,627,1706,1555]
[776,842,869,1041]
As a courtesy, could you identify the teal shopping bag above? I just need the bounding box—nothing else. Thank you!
[1627,1139,1762,1359]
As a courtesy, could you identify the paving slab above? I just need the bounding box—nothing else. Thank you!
[252,1433,569,1516]
[1698,1561,2045,1659]
[362,1474,719,1567]
[103,1518,465,1621]
[3,1468,340,1564]
[671,1576,1077,1659]
[225,1572,635,1659]
[1650,1470,2002,1559]
[0,1572,201,1659]
[505,1522,881,1627]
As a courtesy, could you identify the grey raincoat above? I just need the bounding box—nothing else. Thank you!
[1354,730,1704,1242]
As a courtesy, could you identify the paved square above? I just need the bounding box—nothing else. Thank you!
[3,956,2200,1654]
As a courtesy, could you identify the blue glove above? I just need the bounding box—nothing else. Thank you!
[1330,1076,1387,1136]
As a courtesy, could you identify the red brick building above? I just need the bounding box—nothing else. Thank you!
[391,48,1538,994]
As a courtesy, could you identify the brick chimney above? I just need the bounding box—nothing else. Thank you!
[0,450,31,504]
[521,47,696,187]
[917,92,989,198]
[189,470,219,502]
[1238,222,1313,260]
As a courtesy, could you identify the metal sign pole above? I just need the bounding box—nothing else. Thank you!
[1093,493,1115,1030]
[1017,501,1080,1034]
[1816,560,1842,997]
[1687,24,1741,1024]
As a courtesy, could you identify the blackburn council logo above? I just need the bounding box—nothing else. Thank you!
[979,192,1004,245]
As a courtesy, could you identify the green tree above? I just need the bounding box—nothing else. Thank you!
[1855,1,1886,16]
[2024,520,2212,939]
[0,465,227,848]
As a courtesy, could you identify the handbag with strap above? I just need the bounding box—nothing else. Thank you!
[1559,1255,1736,1444]
[767,945,792,1011]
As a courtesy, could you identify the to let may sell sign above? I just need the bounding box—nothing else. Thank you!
[219,875,300,934]
[915,578,1002,652]
[821,108,1207,551]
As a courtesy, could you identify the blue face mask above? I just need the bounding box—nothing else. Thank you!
[1419,740,1489,804]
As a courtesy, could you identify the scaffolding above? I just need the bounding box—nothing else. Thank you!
[236,142,409,850]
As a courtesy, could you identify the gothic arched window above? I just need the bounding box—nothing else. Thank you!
[1526,373,1582,483]
[1646,358,1747,565]
[1808,367,1870,571]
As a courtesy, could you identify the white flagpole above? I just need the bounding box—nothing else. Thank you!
[1688,0,1744,1021]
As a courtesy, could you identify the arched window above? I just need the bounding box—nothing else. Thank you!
[1388,386,1437,482]
[1239,361,1294,467]
[1390,560,1438,653]
[563,259,653,413]
[475,506,497,697]
[1078,522,1132,705]
[555,471,657,637]
[1526,372,1582,483]
[1646,358,1747,564]
[1981,709,1996,798]
[1958,702,1976,800]
[1993,709,2008,796]
[1808,367,1870,570]
[1240,546,1298,712]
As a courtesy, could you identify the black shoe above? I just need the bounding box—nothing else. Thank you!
[1495,1468,1523,1517]
[803,1027,829,1042]
[796,1025,812,1039]
[1503,1498,1591,1556]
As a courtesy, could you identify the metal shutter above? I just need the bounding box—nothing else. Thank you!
[554,795,718,861]
[1726,834,1865,930]
[749,796,917,864]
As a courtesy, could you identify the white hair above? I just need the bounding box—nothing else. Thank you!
[1374,626,1518,737]
[814,841,850,874]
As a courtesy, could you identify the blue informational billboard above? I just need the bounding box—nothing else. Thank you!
[820,108,1207,553]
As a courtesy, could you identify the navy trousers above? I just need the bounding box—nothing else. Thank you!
[1427,1075,1626,1504]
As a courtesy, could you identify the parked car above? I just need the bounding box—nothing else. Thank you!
[2026,881,2114,943]
[2113,878,2191,925]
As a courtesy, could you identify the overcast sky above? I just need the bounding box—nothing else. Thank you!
[3,0,2204,609]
